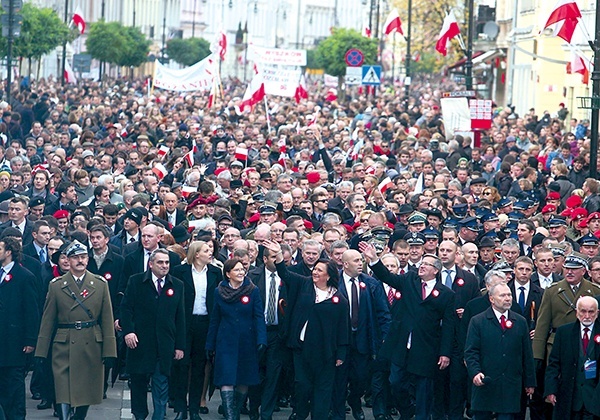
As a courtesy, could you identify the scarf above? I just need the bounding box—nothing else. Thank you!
[218,281,256,303]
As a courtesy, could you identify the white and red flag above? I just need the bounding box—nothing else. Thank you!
[239,73,266,112]
[435,12,461,56]
[72,8,86,34]
[543,0,582,43]
[235,146,249,161]
[152,163,168,180]
[567,49,591,84]
[294,74,308,104]
[378,177,394,195]
[64,59,77,84]
[383,9,403,36]
[210,30,227,61]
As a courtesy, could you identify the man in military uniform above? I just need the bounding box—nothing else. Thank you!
[533,253,600,364]
[35,240,117,420]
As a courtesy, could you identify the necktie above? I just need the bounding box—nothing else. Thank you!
[387,287,395,306]
[421,282,427,300]
[129,237,135,243]
[146,251,152,270]
[445,269,453,288]
[400,268,405,275]
[75,276,83,287]
[518,286,526,312]
[350,277,359,330]
[266,272,277,325]
[573,285,579,295]
[500,314,507,331]
[157,278,163,295]
[39,248,46,263]
[0,267,4,283]
[583,327,590,354]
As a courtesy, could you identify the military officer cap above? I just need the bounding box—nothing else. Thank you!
[497,197,513,209]
[259,202,277,215]
[513,201,528,211]
[403,231,426,246]
[443,217,460,229]
[507,211,525,223]
[481,212,499,223]
[563,252,589,270]
[408,212,427,225]
[424,208,444,220]
[588,212,600,222]
[460,216,481,232]
[548,216,568,228]
[492,260,512,272]
[65,240,87,258]
[452,203,468,219]
[29,197,45,208]
[422,227,440,240]
[550,244,568,257]
[252,193,265,202]
[579,233,599,247]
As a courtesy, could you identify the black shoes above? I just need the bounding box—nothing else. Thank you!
[352,409,366,420]
[32,393,42,400]
[198,406,209,414]
[37,400,53,409]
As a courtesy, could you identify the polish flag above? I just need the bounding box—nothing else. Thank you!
[383,9,403,36]
[239,73,265,112]
[363,26,372,38]
[207,77,217,108]
[72,8,86,34]
[412,51,421,62]
[120,126,128,138]
[183,150,194,167]
[210,30,227,61]
[181,186,197,198]
[235,146,249,161]
[278,145,288,169]
[294,74,308,104]
[64,60,77,84]
[152,163,168,180]
[567,50,591,84]
[157,145,170,158]
[325,88,337,102]
[543,0,582,43]
[378,177,394,195]
[192,138,198,153]
[435,12,461,56]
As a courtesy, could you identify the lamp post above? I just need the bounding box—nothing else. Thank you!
[132,0,136,27]
[192,0,197,37]
[161,0,168,63]
[404,0,412,100]
[60,0,69,87]
[589,0,600,178]
[465,0,474,90]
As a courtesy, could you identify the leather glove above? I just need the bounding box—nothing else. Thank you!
[257,344,267,360]
[206,350,215,364]
[103,357,117,369]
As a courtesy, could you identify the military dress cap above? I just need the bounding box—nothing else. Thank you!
[252,193,265,202]
[29,196,45,208]
[481,212,500,223]
[460,216,481,232]
[492,260,513,272]
[507,211,525,223]
[546,191,561,201]
[403,231,426,246]
[424,208,444,220]
[259,202,277,215]
[542,204,557,214]
[422,227,440,240]
[513,201,528,211]
[564,252,589,269]
[588,212,600,221]
[548,216,568,227]
[470,177,487,185]
[497,197,513,209]
[443,217,460,229]
[408,212,427,225]
[397,204,414,215]
[479,236,496,248]
[65,240,87,258]
[550,244,568,257]
[579,233,599,247]
[452,203,468,218]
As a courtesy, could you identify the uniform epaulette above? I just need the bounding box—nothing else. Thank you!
[591,282,600,289]
[546,282,559,289]
[95,274,107,283]
[50,277,61,283]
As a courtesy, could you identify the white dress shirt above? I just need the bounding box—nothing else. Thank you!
[493,308,509,323]
[537,274,554,289]
[192,265,208,315]
[343,272,361,318]
[152,273,164,293]
[515,282,530,306]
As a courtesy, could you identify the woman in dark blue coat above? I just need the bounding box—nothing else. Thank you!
[206,258,267,420]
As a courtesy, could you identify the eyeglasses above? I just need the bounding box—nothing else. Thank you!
[314,199,328,203]
[420,262,437,268]
[482,191,492,195]
[360,219,369,223]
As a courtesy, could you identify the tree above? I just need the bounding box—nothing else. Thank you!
[114,26,151,68]
[166,37,212,67]
[314,28,377,78]
[86,20,127,65]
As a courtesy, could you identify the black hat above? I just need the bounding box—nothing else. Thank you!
[424,208,444,220]
[0,227,21,238]
[470,177,487,185]
[230,179,243,189]
[397,204,414,215]
[29,197,45,208]
[51,240,72,265]
[260,172,272,181]
[171,225,191,243]
[124,208,143,226]
[479,236,496,248]
[531,232,546,248]
[217,214,233,224]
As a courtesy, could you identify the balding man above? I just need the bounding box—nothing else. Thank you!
[163,192,185,230]
[461,242,487,287]
[331,249,390,420]
[545,296,600,418]
[218,227,241,260]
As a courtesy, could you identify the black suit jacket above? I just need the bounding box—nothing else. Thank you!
[370,260,456,378]
[120,247,182,296]
[288,260,312,277]
[23,242,45,262]
[165,209,186,229]
[120,271,185,376]
[531,272,562,289]
[0,220,33,246]
[519,242,534,258]
[545,320,600,418]
[87,248,125,318]
[444,266,481,311]
[248,265,288,337]
[0,263,39,367]
[509,280,544,329]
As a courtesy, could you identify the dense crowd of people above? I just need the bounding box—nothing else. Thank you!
[2,72,600,420]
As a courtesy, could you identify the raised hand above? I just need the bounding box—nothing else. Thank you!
[358,241,378,262]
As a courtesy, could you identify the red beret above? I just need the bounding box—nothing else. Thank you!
[306,171,320,184]
[541,204,557,214]
[572,207,588,221]
[560,208,573,217]
[594,230,600,239]
[546,192,561,201]
[53,210,70,220]
[566,195,583,209]
[205,195,219,205]
[248,213,261,224]
[588,212,600,221]
[303,220,314,230]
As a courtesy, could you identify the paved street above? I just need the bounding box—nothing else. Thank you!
[24,374,380,419]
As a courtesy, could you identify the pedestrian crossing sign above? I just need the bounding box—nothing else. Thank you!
[362,65,381,86]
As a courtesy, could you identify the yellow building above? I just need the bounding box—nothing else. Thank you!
[495,0,594,121]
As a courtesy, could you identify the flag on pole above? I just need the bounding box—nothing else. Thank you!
[183,150,194,167]
[567,49,591,84]
[192,138,198,153]
[363,26,372,38]
[294,74,308,104]
[152,163,168,180]
[239,73,266,112]
[543,0,582,43]
[64,60,77,84]
[207,76,218,108]
[383,9,403,36]
[210,30,227,61]
[378,177,394,195]
[436,12,461,56]
[157,145,170,158]
[181,186,197,198]
[235,146,249,161]
[72,8,86,34]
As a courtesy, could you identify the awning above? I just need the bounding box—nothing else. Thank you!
[472,49,505,65]
[446,51,485,71]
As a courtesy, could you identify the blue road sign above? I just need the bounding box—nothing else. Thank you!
[362,65,381,86]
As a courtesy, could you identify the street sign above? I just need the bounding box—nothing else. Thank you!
[345,66,362,85]
[73,54,92,73]
[345,49,364,67]
[1,0,22,11]
[442,90,476,98]
[361,65,381,86]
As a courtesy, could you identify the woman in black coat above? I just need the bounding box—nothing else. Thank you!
[263,240,349,420]
[205,258,267,420]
